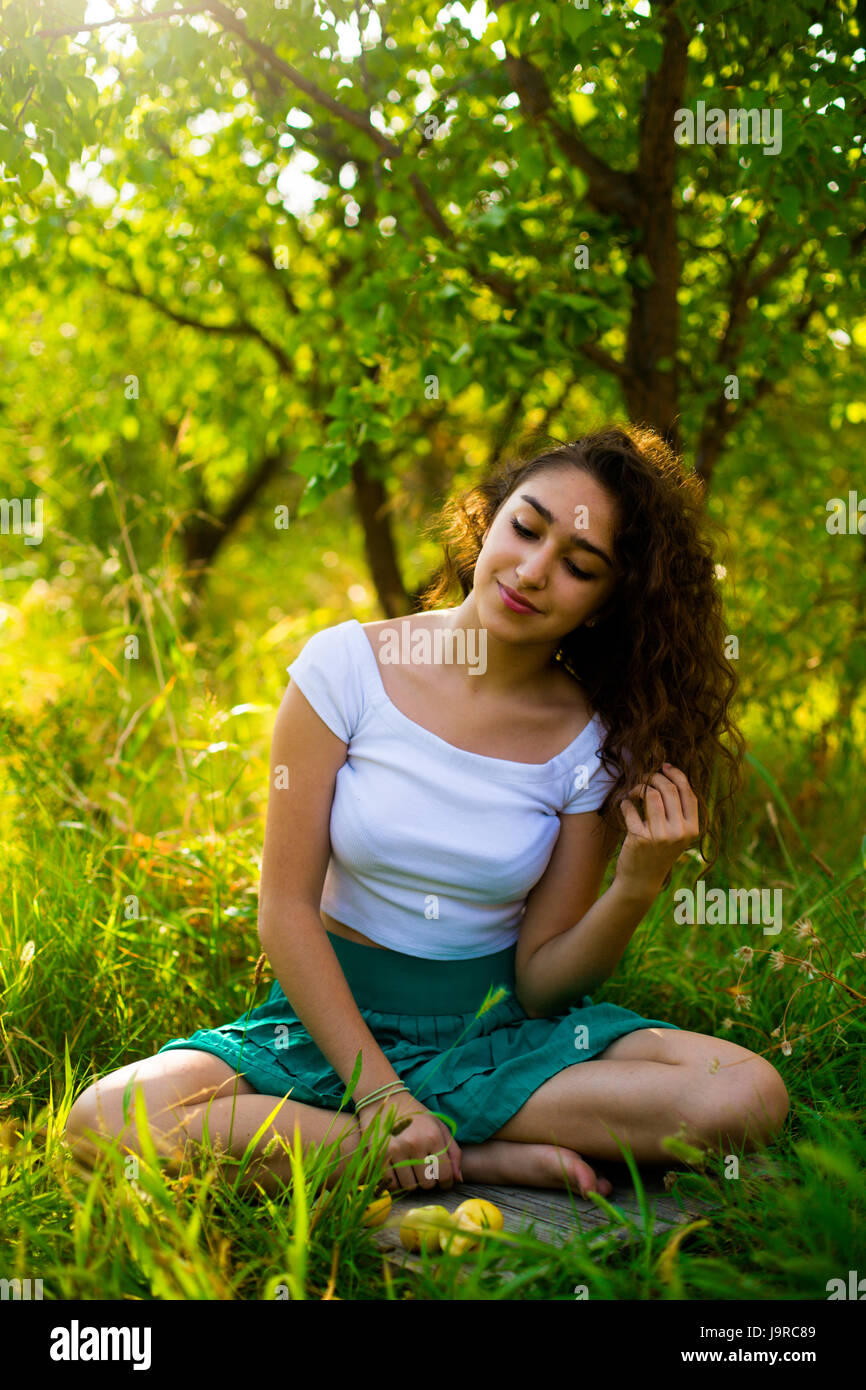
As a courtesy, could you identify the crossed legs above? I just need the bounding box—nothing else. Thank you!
[64,1028,788,1198]
[490,1025,790,1158]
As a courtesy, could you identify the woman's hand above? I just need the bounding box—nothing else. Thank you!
[614,763,700,898]
[356,1088,462,1193]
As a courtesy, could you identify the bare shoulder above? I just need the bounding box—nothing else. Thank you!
[357,615,404,639]
[357,610,450,653]
[358,612,444,632]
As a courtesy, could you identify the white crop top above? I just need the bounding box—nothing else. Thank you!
[286,618,618,961]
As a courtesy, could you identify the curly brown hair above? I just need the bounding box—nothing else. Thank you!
[418,422,746,881]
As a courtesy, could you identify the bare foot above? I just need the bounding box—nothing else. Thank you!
[460,1139,613,1199]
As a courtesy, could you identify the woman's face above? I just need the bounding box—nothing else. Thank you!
[472,465,620,643]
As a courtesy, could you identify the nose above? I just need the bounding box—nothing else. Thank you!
[516,548,551,587]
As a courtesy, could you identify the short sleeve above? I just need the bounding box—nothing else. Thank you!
[286,621,365,743]
[560,717,619,814]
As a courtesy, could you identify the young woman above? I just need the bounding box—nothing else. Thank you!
[66,425,789,1202]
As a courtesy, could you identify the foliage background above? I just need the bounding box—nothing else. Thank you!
[0,0,864,1301]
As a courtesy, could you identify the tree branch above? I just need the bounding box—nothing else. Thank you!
[104,268,295,377]
[38,1,524,312]
[502,52,641,222]
[37,6,209,38]
[576,339,630,381]
[694,253,824,486]
[248,241,300,316]
[203,0,395,155]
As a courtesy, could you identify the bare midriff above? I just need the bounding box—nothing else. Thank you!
[321,909,388,950]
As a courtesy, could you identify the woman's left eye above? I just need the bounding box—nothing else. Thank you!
[510,516,593,580]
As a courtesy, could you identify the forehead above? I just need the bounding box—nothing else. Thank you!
[511,466,618,531]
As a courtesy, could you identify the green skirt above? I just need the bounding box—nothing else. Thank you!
[156,932,680,1145]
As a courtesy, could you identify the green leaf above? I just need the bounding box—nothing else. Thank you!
[65,74,98,106]
[562,3,596,43]
[338,1049,364,1110]
[18,157,44,193]
[43,73,70,110]
[3,5,30,39]
[475,203,507,230]
[634,37,664,73]
[292,450,322,480]
[626,253,655,288]
[0,128,25,168]
[559,293,598,311]
[567,92,597,127]
[774,184,802,227]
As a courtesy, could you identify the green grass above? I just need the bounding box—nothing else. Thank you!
[1,490,864,1301]
[2,711,863,1301]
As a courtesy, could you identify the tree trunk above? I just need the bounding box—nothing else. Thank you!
[178,446,289,628]
[351,451,411,617]
[622,1,689,454]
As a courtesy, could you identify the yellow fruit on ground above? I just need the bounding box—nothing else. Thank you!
[360,1191,392,1227]
[438,1209,482,1255]
[439,1198,505,1255]
[453,1198,504,1232]
[399,1204,452,1253]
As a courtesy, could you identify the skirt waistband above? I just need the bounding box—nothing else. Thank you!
[326,931,517,1016]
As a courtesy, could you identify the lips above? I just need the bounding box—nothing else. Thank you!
[497,581,540,614]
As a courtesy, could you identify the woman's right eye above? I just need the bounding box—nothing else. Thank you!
[511,518,535,539]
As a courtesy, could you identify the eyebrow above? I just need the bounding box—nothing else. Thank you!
[518,494,614,569]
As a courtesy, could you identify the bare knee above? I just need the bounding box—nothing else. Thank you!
[64,1051,253,1158]
[65,1073,162,1170]
[690,1056,789,1151]
[66,1082,101,1143]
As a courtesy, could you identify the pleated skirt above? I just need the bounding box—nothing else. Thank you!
[156,931,681,1145]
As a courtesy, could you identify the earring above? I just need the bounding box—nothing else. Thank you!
[586,617,597,628]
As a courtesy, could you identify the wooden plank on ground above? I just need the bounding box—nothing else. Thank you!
[370,1161,722,1281]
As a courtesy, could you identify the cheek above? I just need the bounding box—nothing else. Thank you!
[475,540,497,574]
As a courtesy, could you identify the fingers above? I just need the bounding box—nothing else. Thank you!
[628,776,682,835]
[389,1134,461,1192]
[448,1137,464,1184]
[373,1108,464,1195]
[661,762,700,832]
[392,1156,451,1191]
[625,764,699,842]
[620,796,646,834]
[647,777,684,836]
[434,1153,455,1191]
[433,1138,462,1190]
[385,1151,420,1193]
[396,1160,423,1193]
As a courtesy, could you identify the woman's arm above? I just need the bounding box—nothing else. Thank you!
[517,854,660,1017]
[515,810,642,1016]
[257,680,404,1107]
[516,767,699,1017]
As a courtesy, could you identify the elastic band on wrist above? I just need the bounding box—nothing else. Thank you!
[354,1082,409,1113]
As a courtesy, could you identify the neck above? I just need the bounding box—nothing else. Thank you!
[437,595,562,696]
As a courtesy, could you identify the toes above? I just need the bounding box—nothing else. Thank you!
[574,1158,613,1199]
[573,1155,602,1198]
